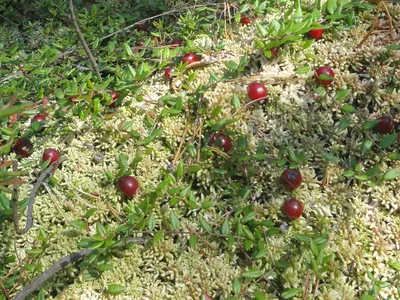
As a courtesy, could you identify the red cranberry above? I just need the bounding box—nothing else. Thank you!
[117,175,139,197]
[280,169,302,191]
[376,116,394,134]
[182,53,200,65]
[270,47,280,57]
[164,67,176,80]
[240,16,251,25]
[170,38,183,48]
[282,198,303,219]
[209,133,232,153]
[247,82,268,103]
[133,40,145,53]
[32,114,46,122]
[108,91,120,108]
[13,139,33,158]
[315,67,335,86]
[308,28,324,40]
[43,148,59,165]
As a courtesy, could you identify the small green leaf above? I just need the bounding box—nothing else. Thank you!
[326,0,337,14]
[241,211,255,223]
[153,231,164,243]
[338,118,350,131]
[221,218,229,235]
[362,120,380,131]
[295,65,311,74]
[199,217,213,233]
[385,44,400,50]
[341,104,356,113]
[256,22,268,37]
[147,214,156,230]
[189,234,198,248]
[282,288,302,299]
[232,94,241,109]
[54,89,64,99]
[71,220,86,230]
[388,261,400,271]
[322,153,339,163]
[107,284,125,295]
[388,152,400,160]
[379,133,398,149]
[319,74,334,81]
[170,211,180,229]
[232,278,241,294]
[242,268,262,279]
[382,169,399,181]
[361,139,373,155]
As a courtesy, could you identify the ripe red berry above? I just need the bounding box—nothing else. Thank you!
[240,16,251,25]
[376,116,394,134]
[165,67,176,80]
[308,28,324,40]
[108,91,120,108]
[209,133,232,153]
[282,198,303,219]
[32,114,46,122]
[117,175,139,197]
[43,148,59,165]
[247,82,268,103]
[182,53,200,65]
[13,139,33,158]
[270,47,279,57]
[280,169,302,191]
[315,67,335,86]
[170,38,183,48]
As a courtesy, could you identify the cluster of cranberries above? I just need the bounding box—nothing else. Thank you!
[280,168,304,220]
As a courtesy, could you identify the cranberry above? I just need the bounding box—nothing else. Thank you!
[133,40,145,53]
[182,53,200,65]
[108,91,120,108]
[170,38,183,48]
[270,47,279,57]
[117,175,139,197]
[209,133,232,153]
[247,82,268,103]
[315,67,335,86]
[43,148,59,165]
[164,67,176,80]
[308,28,324,40]
[376,116,394,134]
[13,139,33,158]
[282,198,303,219]
[32,114,46,122]
[240,16,251,25]
[280,169,302,191]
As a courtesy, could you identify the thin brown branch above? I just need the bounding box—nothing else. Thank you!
[13,249,91,300]
[68,0,102,81]
[12,157,67,235]
[17,65,32,82]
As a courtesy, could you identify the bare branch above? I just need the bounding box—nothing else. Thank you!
[68,0,102,81]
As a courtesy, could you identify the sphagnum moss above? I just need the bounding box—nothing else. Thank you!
[2,1,400,299]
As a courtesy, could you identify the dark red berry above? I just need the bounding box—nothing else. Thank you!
[308,28,324,40]
[240,16,251,25]
[43,148,59,165]
[13,139,33,158]
[32,114,46,122]
[117,175,139,197]
[133,40,145,53]
[247,82,268,103]
[170,38,183,48]
[315,67,335,86]
[280,169,302,191]
[165,67,176,80]
[376,116,394,134]
[209,133,232,153]
[270,47,279,57]
[182,53,200,65]
[108,91,120,108]
[282,198,303,219]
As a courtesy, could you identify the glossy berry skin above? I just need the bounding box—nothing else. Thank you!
[280,169,302,191]
[182,53,200,65]
[43,148,59,165]
[164,67,176,80]
[209,133,232,153]
[376,116,394,134]
[32,114,46,122]
[13,139,33,158]
[282,198,303,219]
[117,175,139,197]
[315,67,335,86]
[240,16,250,25]
[308,28,324,40]
[270,47,279,57]
[247,82,268,103]
[108,91,119,108]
